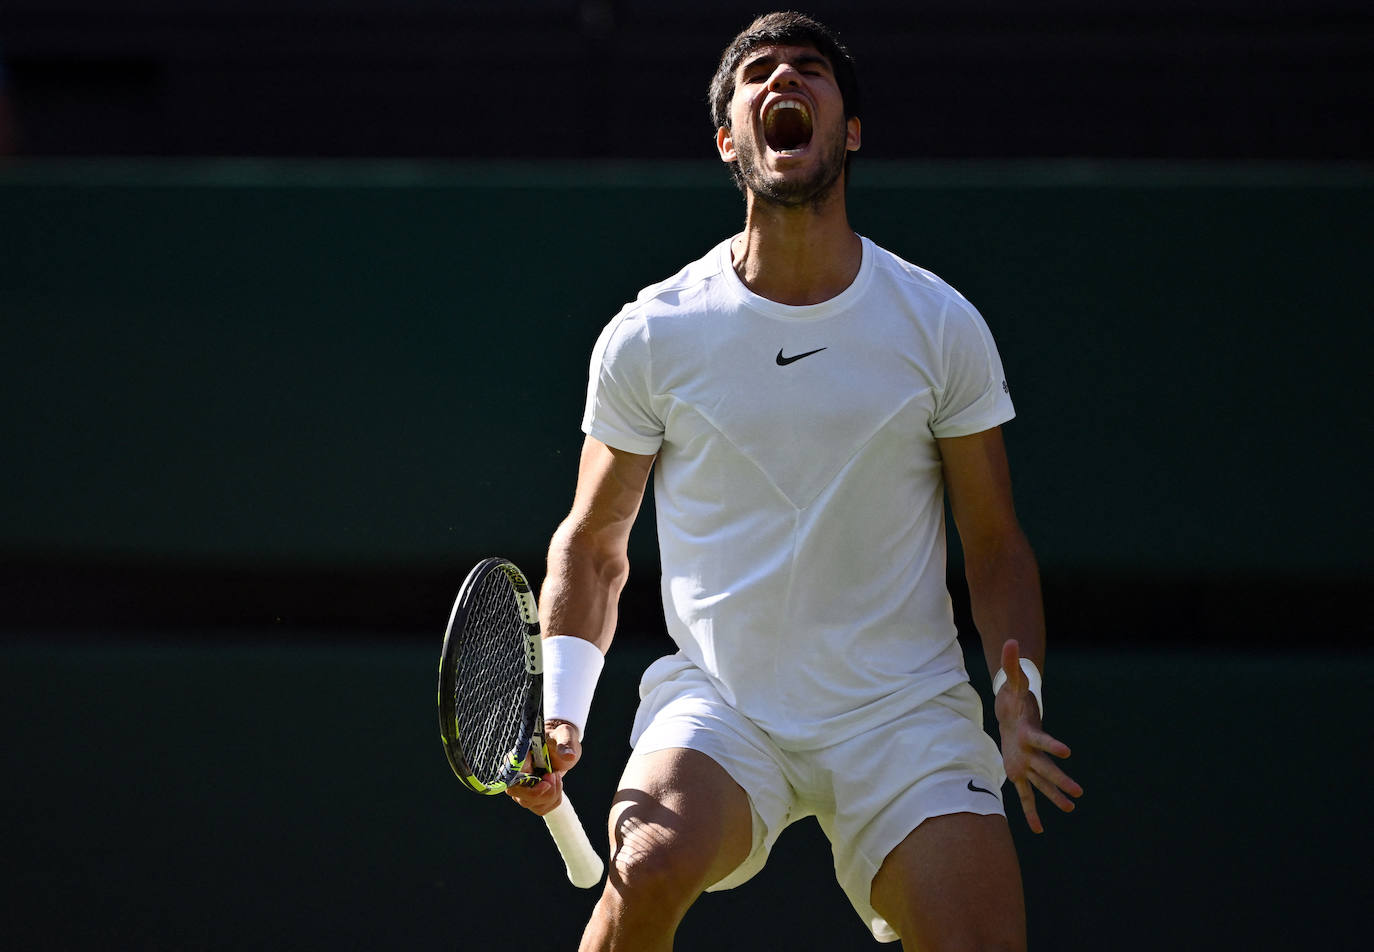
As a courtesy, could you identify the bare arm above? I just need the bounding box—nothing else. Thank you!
[938,427,1082,832]
[509,435,654,815]
[540,436,655,652]
[938,427,1045,678]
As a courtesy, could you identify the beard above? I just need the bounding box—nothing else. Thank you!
[733,125,849,210]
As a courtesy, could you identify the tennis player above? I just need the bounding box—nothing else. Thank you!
[508,12,1081,950]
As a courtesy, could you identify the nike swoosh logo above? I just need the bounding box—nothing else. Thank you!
[775,346,827,366]
[967,779,999,799]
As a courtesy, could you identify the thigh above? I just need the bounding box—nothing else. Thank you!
[870,812,1025,951]
[628,654,803,892]
[608,747,756,895]
[820,683,1010,943]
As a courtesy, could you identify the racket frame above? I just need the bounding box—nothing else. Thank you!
[436,556,605,888]
[438,557,549,796]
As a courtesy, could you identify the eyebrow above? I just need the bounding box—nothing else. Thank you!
[739,50,833,77]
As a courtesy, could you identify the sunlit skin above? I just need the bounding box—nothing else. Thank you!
[716,44,865,306]
[718,45,858,210]
[504,32,1083,952]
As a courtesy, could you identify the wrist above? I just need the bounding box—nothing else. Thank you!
[542,635,604,741]
[992,657,1044,717]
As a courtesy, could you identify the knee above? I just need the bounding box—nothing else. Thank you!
[605,812,713,914]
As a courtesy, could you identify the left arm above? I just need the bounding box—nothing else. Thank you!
[938,426,1083,832]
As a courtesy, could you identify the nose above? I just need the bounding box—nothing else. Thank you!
[768,63,802,90]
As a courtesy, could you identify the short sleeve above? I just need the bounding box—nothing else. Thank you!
[581,309,664,455]
[930,298,1016,438]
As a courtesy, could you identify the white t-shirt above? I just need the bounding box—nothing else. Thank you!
[583,235,1015,749]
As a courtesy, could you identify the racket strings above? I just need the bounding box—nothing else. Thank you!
[454,570,538,785]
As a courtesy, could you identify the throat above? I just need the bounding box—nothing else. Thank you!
[732,230,862,306]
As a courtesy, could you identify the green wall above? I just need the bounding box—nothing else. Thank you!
[4,161,1368,944]
[3,161,1370,578]
[3,637,1365,950]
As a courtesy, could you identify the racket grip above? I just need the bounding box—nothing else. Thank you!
[543,795,604,889]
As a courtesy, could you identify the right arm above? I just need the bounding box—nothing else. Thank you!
[507,435,654,815]
[541,436,655,654]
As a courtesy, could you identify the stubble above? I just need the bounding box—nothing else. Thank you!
[733,123,849,211]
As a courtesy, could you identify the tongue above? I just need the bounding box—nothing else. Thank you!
[766,109,812,152]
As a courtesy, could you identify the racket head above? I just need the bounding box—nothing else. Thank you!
[437,557,547,795]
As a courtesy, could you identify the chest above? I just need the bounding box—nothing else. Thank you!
[651,305,943,506]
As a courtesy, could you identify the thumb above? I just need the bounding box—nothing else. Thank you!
[546,720,582,772]
[1000,639,1024,690]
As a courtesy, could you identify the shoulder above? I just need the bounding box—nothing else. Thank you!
[861,237,994,339]
[625,239,731,318]
[864,238,972,312]
[592,240,732,364]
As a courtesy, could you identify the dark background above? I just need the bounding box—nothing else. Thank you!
[1,2,1371,949]
[1,0,1371,161]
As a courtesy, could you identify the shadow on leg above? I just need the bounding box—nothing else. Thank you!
[580,747,754,952]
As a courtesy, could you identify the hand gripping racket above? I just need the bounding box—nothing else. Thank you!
[437,557,604,888]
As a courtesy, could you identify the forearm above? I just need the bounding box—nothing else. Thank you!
[539,517,630,653]
[963,528,1046,680]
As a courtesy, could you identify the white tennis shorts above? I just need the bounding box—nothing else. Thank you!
[629,654,1007,944]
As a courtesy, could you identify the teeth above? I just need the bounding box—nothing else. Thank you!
[763,99,813,154]
[766,99,810,121]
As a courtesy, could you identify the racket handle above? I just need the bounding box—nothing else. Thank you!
[543,795,604,889]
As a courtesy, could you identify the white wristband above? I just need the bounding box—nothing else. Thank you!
[991,657,1044,717]
[542,635,604,741]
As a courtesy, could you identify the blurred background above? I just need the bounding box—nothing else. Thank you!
[1,1,1370,948]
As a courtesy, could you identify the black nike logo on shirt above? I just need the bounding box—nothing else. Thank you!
[967,779,999,799]
[775,346,827,366]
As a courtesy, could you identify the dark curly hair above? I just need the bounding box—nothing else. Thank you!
[708,12,861,132]
[707,12,862,192]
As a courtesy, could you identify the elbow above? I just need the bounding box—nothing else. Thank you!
[551,518,632,594]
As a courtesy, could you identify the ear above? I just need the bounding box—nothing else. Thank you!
[846,116,862,153]
[717,126,738,163]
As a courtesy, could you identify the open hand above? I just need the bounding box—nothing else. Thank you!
[995,639,1083,833]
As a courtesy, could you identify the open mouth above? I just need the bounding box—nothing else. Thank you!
[763,99,813,154]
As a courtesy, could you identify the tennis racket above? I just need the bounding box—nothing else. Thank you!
[437,557,604,889]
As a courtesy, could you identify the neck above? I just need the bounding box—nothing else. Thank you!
[730,188,861,306]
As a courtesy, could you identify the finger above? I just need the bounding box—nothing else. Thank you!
[506,771,563,816]
[1014,777,1044,834]
[505,775,549,805]
[1027,769,1079,814]
[1000,639,1022,682]
[998,640,1032,699]
[507,760,561,796]
[1028,729,1073,760]
[546,722,581,772]
[1029,757,1084,801]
